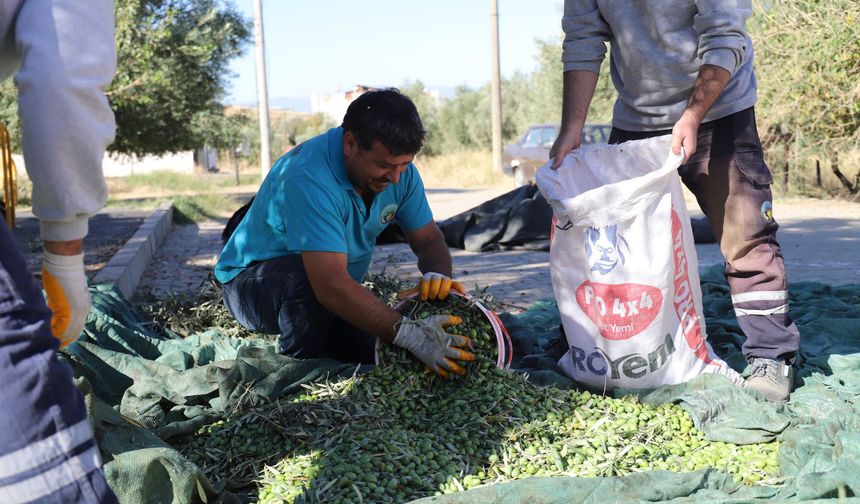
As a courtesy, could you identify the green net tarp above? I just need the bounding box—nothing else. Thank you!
[67,265,860,503]
[64,286,356,503]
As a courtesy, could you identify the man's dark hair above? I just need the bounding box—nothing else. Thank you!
[342,88,425,155]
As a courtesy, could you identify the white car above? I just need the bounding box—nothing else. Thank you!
[502,123,612,185]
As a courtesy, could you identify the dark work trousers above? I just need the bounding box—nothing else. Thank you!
[220,254,376,364]
[0,221,118,503]
[608,107,800,363]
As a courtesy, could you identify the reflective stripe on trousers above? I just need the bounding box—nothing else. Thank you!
[0,218,117,503]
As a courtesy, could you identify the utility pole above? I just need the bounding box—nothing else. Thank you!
[490,0,503,176]
[253,0,272,180]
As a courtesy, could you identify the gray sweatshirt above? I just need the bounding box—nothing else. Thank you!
[562,0,757,131]
[0,0,116,241]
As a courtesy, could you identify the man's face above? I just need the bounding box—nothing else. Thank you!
[343,131,414,196]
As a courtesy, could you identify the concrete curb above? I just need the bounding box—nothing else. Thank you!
[93,201,173,300]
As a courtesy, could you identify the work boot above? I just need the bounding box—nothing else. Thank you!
[743,358,794,402]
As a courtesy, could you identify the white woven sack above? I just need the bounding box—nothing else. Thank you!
[536,135,742,390]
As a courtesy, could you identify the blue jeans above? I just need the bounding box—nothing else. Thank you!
[221,254,376,364]
[0,220,117,503]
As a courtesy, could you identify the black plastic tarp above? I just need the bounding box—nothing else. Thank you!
[380,185,715,252]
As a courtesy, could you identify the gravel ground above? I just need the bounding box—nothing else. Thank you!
[11,208,149,281]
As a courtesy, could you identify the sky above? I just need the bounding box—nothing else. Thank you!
[226,0,565,105]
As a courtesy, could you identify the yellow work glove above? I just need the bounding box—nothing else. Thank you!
[41,251,90,348]
[393,314,475,378]
[398,272,465,301]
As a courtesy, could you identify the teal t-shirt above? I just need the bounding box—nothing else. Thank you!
[214,127,433,284]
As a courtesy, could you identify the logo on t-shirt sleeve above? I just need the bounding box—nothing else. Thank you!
[380,204,399,225]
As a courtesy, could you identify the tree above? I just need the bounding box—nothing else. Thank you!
[434,85,490,152]
[400,80,442,155]
[109,0,251,156]
[516,38,615,130]
[0,1,250,158]
[0,81,20,148]
[751,0,860,148]
[192,108,249,152]
[749,0,860,193]
[400,80,438,130]
[191,108,249,180]
[419,36,617,155]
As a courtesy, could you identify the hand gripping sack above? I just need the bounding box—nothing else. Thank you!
[536,135,741,391]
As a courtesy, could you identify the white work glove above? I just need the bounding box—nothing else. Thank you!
[393,314,474,378]
[41,252,91,348]
[398,272,465,301]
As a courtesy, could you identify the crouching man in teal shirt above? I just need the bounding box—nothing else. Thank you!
[215,89,474,377]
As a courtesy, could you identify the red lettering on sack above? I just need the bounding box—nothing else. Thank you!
[575,281,662,340]
[671,210,712,364]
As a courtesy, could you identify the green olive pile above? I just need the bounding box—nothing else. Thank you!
[379,295,500,376]
[175,295,780,504]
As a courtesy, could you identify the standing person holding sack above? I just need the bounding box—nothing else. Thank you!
[0,0,119,500]
[550,0,800,401]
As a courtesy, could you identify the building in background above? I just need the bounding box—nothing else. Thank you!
[311,85,376,123]
[310,84,443,124]
[12,148,218,178]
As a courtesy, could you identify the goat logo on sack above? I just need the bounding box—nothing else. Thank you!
[575,282,662,340]
[584,225,629,275]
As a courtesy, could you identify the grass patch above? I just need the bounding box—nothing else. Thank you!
[767,145,860,199]
[105,193,250,224]
[100,169,257,223]
[171,193,247,223]
[415,149,507,188]
[4,174,32,207]
[106,170,260,195]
